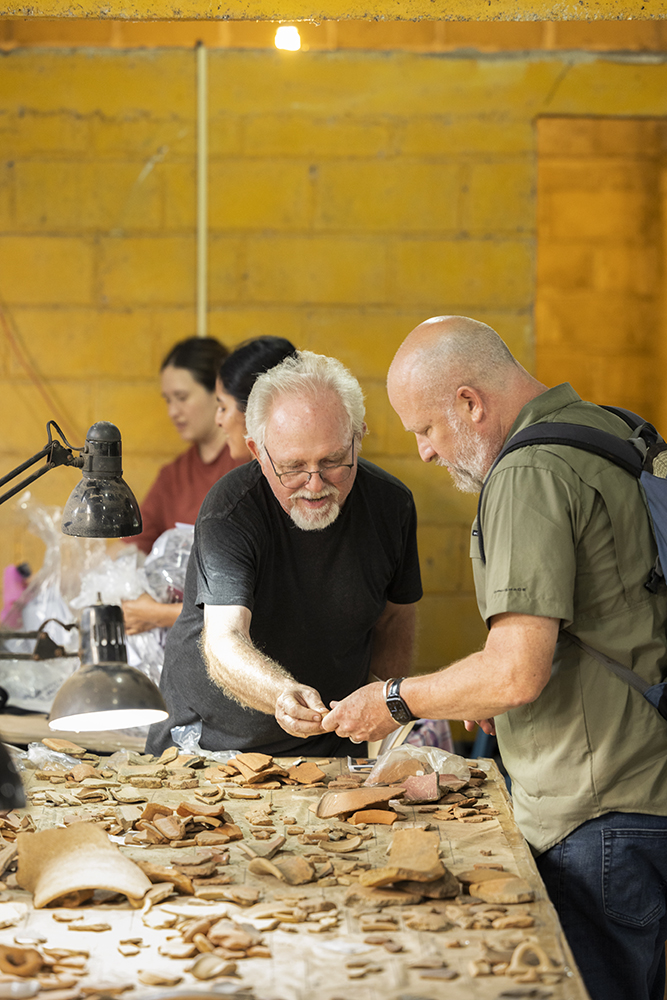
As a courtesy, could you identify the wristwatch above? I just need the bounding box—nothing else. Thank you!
[383,677,417,725]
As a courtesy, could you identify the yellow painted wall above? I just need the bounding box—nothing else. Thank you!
[536,117,667,429]
[2,36,667,673]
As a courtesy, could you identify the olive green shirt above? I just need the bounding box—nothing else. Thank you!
[472,383,667,854]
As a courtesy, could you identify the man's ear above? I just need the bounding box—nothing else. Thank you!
[455,386,485,425]
[247,439,262,462]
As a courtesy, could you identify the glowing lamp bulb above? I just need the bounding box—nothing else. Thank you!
[275,26,301,50]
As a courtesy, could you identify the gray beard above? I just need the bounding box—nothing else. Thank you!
[289,486,341,531]
[436,418,500,494]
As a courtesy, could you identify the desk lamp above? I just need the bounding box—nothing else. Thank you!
[0,421,168,802]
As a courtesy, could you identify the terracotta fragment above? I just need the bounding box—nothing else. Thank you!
[166,777,199,790]
[67,764,98,783]
[176,800,227,818]
[320,836,364,853]
[137,971,182,987]
[135,862,194,895]
[152,815,187,841]
[17,824,151,909]
[248,857,285,880]
[42,739,86,757]
[233,751,273,772]
[0,944,43,977]
[242,834,286,860]
[350,809,397,825]
[457,867,508,886]
[395,869,460,898]
[468,876,535,904]
[190,953,237,980]
[273,855,316,885]
[404,910,452,931]
[116,764,168,780]
[140,803,172,822]
[287,761,326,784]
[402,772,442,803]
[344,885,423,907]
[194,831,231,847]
[360,829,445,887]
[316,786,405,819]
[111,788,148,804]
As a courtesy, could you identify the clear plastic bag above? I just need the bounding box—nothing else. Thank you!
[143,526,194,604]
[170,722,239,763]
[0,656,80,713]
[3,492,106,658]
[364,743,470,786]
[26,742,81,770]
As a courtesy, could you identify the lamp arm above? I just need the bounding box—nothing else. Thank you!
[0,422,84,507]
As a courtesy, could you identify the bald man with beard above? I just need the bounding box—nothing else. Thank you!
[323,315,667,1000]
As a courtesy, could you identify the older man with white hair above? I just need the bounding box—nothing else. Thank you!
[146,350,422,760]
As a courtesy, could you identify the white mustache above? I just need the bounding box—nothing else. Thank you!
[291,485,339,502]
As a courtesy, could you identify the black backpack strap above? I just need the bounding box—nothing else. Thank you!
[475,422,643,564]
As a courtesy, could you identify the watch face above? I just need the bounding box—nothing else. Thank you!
[387,697,412,725]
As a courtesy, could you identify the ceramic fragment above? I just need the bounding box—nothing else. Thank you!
[468,876,535,905]
[137,970,183,986]
[17,823,150,909]
[189,954,238,980]
[0,944,43,977]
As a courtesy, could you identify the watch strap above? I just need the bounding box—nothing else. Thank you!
[384,677,417,723]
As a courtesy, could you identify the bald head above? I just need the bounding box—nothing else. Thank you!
[389,316,522,405]
[387,316,546,490]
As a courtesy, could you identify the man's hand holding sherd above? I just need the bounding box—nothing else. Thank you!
[275,684,330,738]
[321,682,400,743]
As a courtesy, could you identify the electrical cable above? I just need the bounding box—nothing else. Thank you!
[0,296,83,445]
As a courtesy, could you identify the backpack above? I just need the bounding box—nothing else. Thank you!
[475,405,667,721]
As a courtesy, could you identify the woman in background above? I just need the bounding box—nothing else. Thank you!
[215,336,298,461]
[123,335,297,634]
[123,336,246,632]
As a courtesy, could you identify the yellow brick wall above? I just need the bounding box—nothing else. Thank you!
[2,43,667,677]
[536,117,667,428]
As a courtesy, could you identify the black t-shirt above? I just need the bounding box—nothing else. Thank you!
[146,457,422,757]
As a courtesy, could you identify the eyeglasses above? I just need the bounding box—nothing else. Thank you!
[265,439,356,490]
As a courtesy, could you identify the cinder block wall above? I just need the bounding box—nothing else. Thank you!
[1,34,667,674]
[536,117,667,430]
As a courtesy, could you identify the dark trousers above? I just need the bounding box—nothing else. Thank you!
[536,812,667,1000]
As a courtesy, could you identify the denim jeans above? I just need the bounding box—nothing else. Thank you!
[535,812,667,1000]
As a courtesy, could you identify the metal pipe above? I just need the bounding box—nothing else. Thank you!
[196,41,208,339]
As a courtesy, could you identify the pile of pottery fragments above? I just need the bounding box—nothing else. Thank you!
[0,739,566,996]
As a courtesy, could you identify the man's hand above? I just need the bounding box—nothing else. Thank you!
[321,682,400,743]
[122,594,182,634]
[275,685,330,738]
[465,718,496,736]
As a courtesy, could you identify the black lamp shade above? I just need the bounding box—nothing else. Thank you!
[48,603,168,732]
[48,662,168,733]
[61,422,142,537]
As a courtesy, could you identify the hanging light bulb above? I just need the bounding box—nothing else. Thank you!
[275,25,301,51]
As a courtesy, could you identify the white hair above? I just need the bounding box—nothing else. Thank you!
[245,350,366,453]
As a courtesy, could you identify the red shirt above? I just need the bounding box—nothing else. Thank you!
[130,444,247,555]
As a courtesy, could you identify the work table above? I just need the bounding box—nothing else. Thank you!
[0,747,590,1000]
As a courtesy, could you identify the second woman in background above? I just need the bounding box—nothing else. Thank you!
[215,336,298,462]
[123,335,297,634]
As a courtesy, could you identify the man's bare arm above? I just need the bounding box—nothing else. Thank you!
[322,612,559,742]
[203,605,328,738]
[369,601,417,682]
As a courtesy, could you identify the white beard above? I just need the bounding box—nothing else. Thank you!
[289,484,341,531]
[436,417,500,494]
